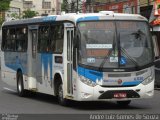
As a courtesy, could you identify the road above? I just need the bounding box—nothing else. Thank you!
[0,77,160,114]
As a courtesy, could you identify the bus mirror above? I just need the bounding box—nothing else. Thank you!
[152,35,160,58]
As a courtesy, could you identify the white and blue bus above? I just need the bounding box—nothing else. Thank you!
[0,11,155,106]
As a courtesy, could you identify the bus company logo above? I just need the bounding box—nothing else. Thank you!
[117,79,122,84]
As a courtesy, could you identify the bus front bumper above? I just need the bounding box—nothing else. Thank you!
[75,80,154,101]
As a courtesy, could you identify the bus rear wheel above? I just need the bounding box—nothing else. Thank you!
[58,84,68,106]
[17,72,26,97]
[117,100,131,106]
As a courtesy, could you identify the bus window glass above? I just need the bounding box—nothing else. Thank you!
[78,21,118,68]
[50,25,64,53]
[3,28,16,51]
[16,27,27,52]
[117,21,153,67]
[78,21,153,68]
[67,31,70,60]
[2,27,7,50]
[2,27,27,52]
[38,25,50,52]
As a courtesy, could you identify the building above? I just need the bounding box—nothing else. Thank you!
[5,0,23,21]
[140,0,154,20]
[91,0,139,14]
[1,0,62,25]
[23,0,61,16]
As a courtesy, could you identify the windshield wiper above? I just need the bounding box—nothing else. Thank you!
[99,31,117,71]
[119,32,140,68]
[99,29,144,70]
[121,47,140,68]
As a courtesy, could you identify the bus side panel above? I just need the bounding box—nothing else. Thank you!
[72,70,81,100]
[1,52,16,87]
[35,53,64,96]
[35,53,59,95]
[1,51,28,88]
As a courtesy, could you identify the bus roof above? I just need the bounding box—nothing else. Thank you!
[2,11,148,26]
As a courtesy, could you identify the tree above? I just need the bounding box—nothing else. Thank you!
[0,0,11,26]
[22,9,38,18]
[11,13,21,19]
[0,0,11,11]
[0,16,3,26]
[61,0,69,13]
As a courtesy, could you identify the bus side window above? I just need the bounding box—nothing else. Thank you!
[56,25,64,53]
[38,25,50,53]
[5,28,16,51]
[2,27,27,52]
[2,27,7,50]
[16,27,27,52]
[50,25,64,53]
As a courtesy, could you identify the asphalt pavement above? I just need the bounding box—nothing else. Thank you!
[0,77,160,114]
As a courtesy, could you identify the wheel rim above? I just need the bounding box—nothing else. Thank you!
[18,78,22,92]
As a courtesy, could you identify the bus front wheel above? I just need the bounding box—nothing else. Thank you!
[117,100,131,106]
[58,84,68,106]
[17,72,26,97]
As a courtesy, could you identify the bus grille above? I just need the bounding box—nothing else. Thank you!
[108,69,147,78]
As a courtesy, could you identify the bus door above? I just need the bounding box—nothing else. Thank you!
[66,27,74,95]
[28,26,38,89]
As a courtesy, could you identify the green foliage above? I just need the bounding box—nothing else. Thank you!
[0,0,11,26]
[11,13,21,19]
[61,0,68,13]
[158,4,160,9]
[0,16,3,27]
[0,0,11,11]
[23,9,38,18]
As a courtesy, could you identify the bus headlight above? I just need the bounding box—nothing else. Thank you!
[79,76,97,87]
[142,76,154,85]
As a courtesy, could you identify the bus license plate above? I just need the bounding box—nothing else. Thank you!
[114,93,127,98]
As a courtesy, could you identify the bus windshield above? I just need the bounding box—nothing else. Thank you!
[77,21,153,69]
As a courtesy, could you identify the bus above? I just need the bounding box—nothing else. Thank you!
[0,11,155,106]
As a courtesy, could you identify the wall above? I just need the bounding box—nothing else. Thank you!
[23,0,57,15]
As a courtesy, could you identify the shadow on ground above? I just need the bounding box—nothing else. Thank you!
[2,89,151,111]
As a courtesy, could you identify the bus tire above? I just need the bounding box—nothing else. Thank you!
[157,85,160,88]
[58,84,68,106]
[117,100,131,106]
[17,72,26,97]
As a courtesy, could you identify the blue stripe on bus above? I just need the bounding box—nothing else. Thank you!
[6,64,25,74]
[5,56,26,74]
[77,66,103,82]
[41,53,53,81]
[122,81,142,86]
[77,66,142,86]
[43,16,56,22]
[77,16,99,22]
